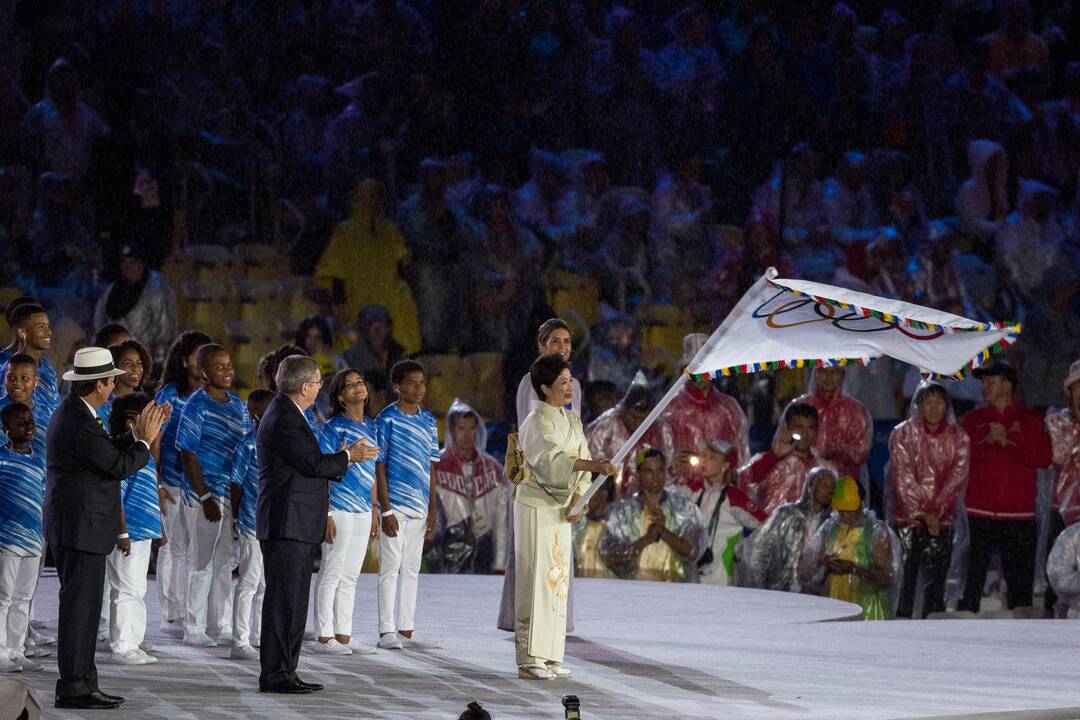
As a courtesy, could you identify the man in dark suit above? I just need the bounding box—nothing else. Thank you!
[257,355,376,694]
[43,347,169,710]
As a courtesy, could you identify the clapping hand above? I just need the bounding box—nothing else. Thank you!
[134,401,170,443]
[984,423,1013,447]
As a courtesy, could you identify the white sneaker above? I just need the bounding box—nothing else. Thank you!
[29,627,55,646]
[0,657,23,673]
[398,633,442,650]
[347,639,377,655]
[183,631,218,647]
[136,649,158,664]
[159,621,183,638]
[23,641,50,658]
[113,649,155,665]
[230,644,259,660]
[377,633,404,650]
[212,629,233,646]
[11,655,43,672]
[140,640,156,653]
[312,639,352,655]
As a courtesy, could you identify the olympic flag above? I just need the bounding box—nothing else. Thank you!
[569,267,1020,515]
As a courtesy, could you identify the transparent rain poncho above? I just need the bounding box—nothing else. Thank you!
[1047,522,1080,618]
[740,467,837,593]
[598,489,706,583]
[793,367,873,483]
[799,508,902,620]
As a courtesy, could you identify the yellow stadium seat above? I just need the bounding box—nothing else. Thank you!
[545,271,600,331]
[636,304,710,377]
[463,352,504,422]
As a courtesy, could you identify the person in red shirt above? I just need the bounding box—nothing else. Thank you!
[793,367,873,486]
[663,334,750,495]
[888,381,970,617]
[958,361,1052,612]
[741,401,830,515]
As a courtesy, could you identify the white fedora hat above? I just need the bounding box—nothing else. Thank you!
[62,346,128,382]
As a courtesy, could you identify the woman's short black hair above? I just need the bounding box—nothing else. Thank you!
[530,353,571,400]
[109,392,152,437]
[914,381,951,408]
[295,314,332,351]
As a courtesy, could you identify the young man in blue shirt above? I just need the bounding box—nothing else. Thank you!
[375,360,441,650]
[0,403,47,673]
[229,389,273,660]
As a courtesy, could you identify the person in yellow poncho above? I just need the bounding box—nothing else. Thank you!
[800,476,900,620]
[314,178,421,355]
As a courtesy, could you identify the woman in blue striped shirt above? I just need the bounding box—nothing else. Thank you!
[314,370,381,656]
[154,331,211,635]
[105,393,164,666]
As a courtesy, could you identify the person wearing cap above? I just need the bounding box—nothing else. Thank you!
[586,380,675,499]
[742,467,838,593]
[92,239,178,368]
[1042,358,1080,612]
[0,304,57,413]
[662,333,749,495]
[598,447,705,583]
[741,400,830,515]
[958,360,1052,613]
[800,476,899,620]
[42,347,169,709]
[888,381,970,618]
[792,366,873,488]
[691,440,765,586]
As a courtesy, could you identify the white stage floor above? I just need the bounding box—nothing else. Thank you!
[19,570,1080,719]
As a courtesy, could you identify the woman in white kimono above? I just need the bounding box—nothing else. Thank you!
[516,354,615,680]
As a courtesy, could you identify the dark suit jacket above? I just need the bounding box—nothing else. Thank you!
[43,394,151,555]
[256,394,348,544]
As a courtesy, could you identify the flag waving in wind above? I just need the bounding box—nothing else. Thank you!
[570,267,1020,515]
[685,268,1020,381]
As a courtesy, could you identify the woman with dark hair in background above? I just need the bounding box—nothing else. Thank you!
[96,338,154,425]
[343,304,405,388]
[154,330,212,636]
[296,315,345,416]
[92,240,178,368]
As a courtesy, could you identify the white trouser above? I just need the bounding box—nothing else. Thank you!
[0,554,39,658]
[316,510,372,638]
[232,536,264,647]
[377,512,426,636]
[25,552,45,632]
[157,485,189,623]
[107,540,153,653]
[184,498,236,637]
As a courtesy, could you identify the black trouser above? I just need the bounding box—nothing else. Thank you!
[52,546,106,699]
[259,539,317,687]
[1044,511,1066,610]
[958,516,1037,612]
[896,526,954,618]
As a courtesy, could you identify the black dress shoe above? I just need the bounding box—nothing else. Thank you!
[295,679,324,692]
[96,690,126,703]
[55,693,121,709]
[259,679,313,694]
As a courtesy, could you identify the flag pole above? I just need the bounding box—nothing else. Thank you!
[569,372,688,515]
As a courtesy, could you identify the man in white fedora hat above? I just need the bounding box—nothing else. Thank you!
[1044,358,1080,611]
[662,333,750,495]
[42,347,170,709]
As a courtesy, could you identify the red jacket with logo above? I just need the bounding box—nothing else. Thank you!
[961,402,1052,520]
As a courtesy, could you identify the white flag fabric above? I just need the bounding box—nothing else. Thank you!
[685,268,1020,380]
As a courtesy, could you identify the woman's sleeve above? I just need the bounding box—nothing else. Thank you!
[522,416,579,492]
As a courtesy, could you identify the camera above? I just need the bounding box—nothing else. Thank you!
[562,695,581,719]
